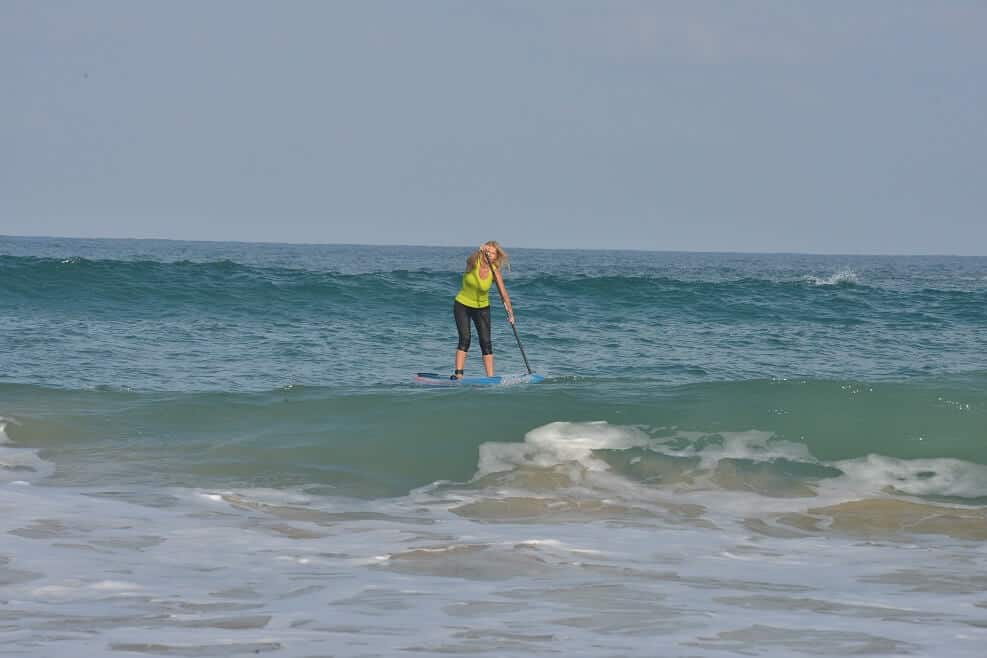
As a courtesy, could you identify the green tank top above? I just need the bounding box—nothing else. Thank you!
[455,261,495,308]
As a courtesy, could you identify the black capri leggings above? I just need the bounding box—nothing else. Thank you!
[454,300,493,355]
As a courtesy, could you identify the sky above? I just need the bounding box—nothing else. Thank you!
[2,1,986,255]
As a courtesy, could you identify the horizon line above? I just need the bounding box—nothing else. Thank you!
[1,233,983,259]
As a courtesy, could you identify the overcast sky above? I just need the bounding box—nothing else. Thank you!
[2,1,985,254]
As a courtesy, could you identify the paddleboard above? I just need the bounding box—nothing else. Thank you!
[415,372,545,386]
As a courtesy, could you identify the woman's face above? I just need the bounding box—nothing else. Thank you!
[482,245,498,260]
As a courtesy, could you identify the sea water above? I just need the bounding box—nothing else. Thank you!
[1,235,986,656]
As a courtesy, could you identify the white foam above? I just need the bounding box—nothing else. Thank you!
[834,454,987,499]
[91,580,142,591]
[0,415,19,443]
[653,429,815,469]
[476,421,652,477]
[0,416,56,483]
[477,422,817,480]
[514,538,605,556]
[807,268,859,286]
[214,488,314,505]
[468,421,987,524]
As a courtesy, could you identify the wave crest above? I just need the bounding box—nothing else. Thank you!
[806,269,859,286]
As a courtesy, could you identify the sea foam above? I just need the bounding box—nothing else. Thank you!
[0,417,55,483]
[806,268,859,286]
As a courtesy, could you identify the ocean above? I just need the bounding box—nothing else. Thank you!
[1,235,986,657]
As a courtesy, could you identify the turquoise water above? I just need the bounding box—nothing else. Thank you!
[2,236,987,656]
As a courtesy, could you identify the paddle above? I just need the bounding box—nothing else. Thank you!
[509,316,534,375]
[483,251,534,375]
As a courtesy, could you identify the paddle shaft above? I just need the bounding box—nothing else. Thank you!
[510,321,533,374]
[483,251,533,374]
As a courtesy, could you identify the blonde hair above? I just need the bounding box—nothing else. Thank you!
[466,241,510,273]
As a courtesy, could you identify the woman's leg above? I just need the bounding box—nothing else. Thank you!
[453,301,471,378]
[474,306,494,376]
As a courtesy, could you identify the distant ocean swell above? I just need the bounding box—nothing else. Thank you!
[3,255,986,324]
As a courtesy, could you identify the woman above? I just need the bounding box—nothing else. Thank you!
[452,241,514,379]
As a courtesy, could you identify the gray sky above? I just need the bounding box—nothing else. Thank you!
[2,1,985,254]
